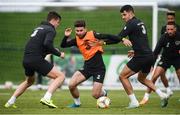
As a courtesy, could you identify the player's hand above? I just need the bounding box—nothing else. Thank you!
[122,39,132,47]
[60,52,65,59]
[65,28,72,37]
[127,50,134,58]
[88,40,104,47]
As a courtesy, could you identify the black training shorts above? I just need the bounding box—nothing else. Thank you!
[23,57,53,76]
[157,57,180,70]
[79,69,105,83]
[127,54,154,73]
[78,51,106,83]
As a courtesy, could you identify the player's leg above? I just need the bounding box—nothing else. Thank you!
[5,61,35,108]
[4,76,35,108]
[92,82,104,99]
[160,73,169,88]
[119,65,139,108]
[36,72,43,90]
[46,66,65,94]
[160,72,173,97]
[92,71,107,99]
[40,66,65,108]
[138,70,168,107]
[140,66,166,105]
[39,59,65,108]
[174,59,180,83]
[119,65,135,95]
[138,55,168,107]
[68,71,86,107]
[176,68,180,83]
[174,59,180,101]
[176,68,180,102]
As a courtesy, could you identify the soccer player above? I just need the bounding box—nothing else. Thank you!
[140,22,180,105]
[118,5,168,108]
[154,11,180,97]
[4,11,65,108]
[161,11,180,35]
[61,20,131,108]
[140,11,180,105]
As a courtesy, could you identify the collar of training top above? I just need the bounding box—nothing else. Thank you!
[41,21,55,29]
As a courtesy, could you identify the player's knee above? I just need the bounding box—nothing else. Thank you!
[92,92,100,99]
[119,72,127,80]
[53,71,65,80]
[58,72,65,80]
[27,77,35,85]
[119,75,124,82]
[137,76,145,83]
[151,77,157,83]
[177,74,180,82]
[176,71,180,78]
[68,82,76,90]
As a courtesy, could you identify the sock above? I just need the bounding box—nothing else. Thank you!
[155,89,164,98]
[73,97,81,105]
[43,92,52,100]
[143,92,150,100]
[128,93,138,103]
[8,96,16,105]
[166,87,172,93]
[101,89,107,96]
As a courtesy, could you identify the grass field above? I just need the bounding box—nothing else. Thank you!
[0,89,180,114]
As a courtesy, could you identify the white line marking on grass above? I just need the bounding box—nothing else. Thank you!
[0,93,10,95]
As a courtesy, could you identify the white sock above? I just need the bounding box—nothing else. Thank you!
[155,89,164,97]
[128,93,138,103]
[166,87,172,93]
[74,97,81,105]
[143,93,150,100]
[102,89,107,96]
[8,96,16,105]
[43,92,52,100]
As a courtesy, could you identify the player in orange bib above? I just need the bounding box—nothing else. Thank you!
[61,20,132,108]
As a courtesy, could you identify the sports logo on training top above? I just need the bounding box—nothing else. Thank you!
[175,41,180,46]
[166,42,170,47]
[97,75,101,80]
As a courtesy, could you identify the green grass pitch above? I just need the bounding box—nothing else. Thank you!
[0,89,180,114]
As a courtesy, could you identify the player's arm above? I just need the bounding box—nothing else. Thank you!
[117,22,133,46]
[61,28,77,48]
[93,31,132,47]
[118,22,133,39]
[93,31,121,45]
[153,35,165,61]
[43,30,62,57]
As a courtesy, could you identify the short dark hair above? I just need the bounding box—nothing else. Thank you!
[74,20,86,27]
[47,11,61,21]
[167,11,175,17]
[120,5,134,13]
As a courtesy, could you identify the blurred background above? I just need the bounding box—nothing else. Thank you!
[0,0,180,90]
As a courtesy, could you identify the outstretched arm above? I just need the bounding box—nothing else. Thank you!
[94,32,120,45]
[60,28,77,48]
[94,31,132,47]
